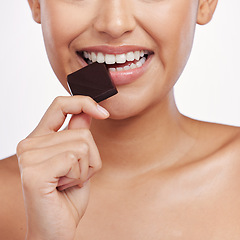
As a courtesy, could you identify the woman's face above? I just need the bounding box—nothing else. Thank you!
[38,0,199,119]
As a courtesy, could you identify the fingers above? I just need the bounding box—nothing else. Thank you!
[17,129,102,191]
[18,140,101,182]
[20,151,81,195]
[17,129,100,169]
[19,146,101,195]
[17,128,95,156]
[68,113,92,130]
[29,96,109,137]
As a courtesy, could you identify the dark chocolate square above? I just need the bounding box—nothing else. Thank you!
[67,62,118,103]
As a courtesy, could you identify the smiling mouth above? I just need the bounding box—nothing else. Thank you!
[77,50,153,72]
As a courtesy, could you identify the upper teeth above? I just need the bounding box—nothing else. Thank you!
[83,50,148,64]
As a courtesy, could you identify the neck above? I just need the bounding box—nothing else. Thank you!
[90,92,197,178]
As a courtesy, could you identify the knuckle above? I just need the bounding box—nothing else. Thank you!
[17,151,31,168]
[94,159,102,171]
[64,151,78,164]
[52,96,65,108]
[78,142,89,156]
[20,166,36,189]
[16,138,30,156]
[76,95,95,106]
[78,95,92,102]
[79,129,92,139]
[84,96,93,103]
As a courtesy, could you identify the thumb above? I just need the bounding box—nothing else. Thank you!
[68,113,92,129]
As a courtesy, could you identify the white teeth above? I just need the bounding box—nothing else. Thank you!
[83,50,148,63]
[83,51,89,59]
[109,57,145,72]
[140,57,146,65]
[97,52,104,63]
[105,54,116,64]
[82,50,150,72]
[117,67,123,71]
[126,51,135,61]
[134,51,140,60]
[116,54,126,64]
[88,53,92,61]
[91,52,97,62]
[136,61,142,68]
[130,63,136,69]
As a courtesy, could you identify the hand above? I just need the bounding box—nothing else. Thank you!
[16,96,109,240]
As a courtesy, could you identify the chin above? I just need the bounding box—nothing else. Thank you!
[99,92,152,121]
[109,110,138,120]
[102,102,137,120]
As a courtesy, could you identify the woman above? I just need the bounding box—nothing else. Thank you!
[1,0,240,239]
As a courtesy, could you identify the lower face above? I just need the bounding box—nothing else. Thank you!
[40,0,199,119]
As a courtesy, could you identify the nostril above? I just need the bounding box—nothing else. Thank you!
[92,4,136,39]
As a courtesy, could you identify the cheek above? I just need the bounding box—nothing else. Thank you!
[40,1,97,89]
[138,0,198,84]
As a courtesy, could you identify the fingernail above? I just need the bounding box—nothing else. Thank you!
[97,104,109,116]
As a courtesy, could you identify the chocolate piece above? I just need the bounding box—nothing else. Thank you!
[67,62,118,103]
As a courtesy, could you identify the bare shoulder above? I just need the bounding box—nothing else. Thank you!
[208,123,240,157]
[195,120,240,166]
[184,119,240,187]
[0,155,26,240]
[218,124,240,173]
[190,118,240,157]
[0,154,22,194]
[196,121,240,187]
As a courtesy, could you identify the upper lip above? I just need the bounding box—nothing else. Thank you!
[77,45,154,55]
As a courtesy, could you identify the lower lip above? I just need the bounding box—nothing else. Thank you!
[108,55,153,86]
[76,54,153,86]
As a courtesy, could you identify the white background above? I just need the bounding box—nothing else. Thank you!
[0,1,240,159]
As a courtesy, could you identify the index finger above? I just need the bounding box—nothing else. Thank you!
[29,96,109,137]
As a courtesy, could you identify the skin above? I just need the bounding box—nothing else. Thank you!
[1,0,240,239]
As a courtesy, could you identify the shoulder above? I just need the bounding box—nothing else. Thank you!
[196,121,240,166]
[217,125,240,173]
[0,154,21,189]
[0,155,26,239]
[207,123,240,157]
[193,119,240,157]
[183,119,240,180]
[180,121,240,228]
[208,124,240,219]
[196,121,240,187]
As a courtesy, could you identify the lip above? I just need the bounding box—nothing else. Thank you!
[108,54,153,86]
[75,45,154,86]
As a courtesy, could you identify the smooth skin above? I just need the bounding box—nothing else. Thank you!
[1,0,240,239]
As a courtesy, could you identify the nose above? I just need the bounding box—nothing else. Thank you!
[93,0,136,39]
